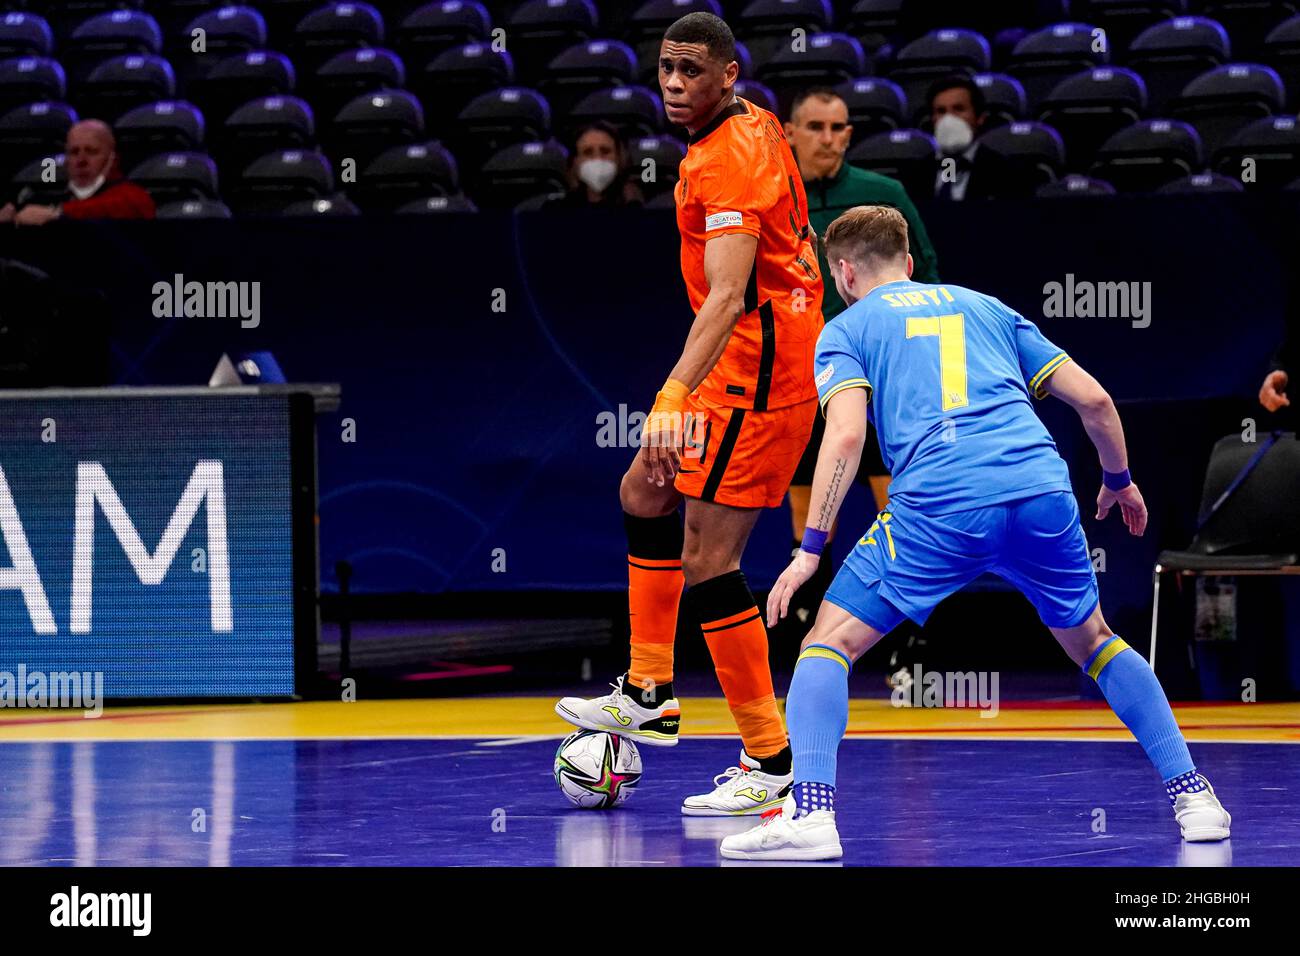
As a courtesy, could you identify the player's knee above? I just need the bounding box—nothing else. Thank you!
[680,547,730,587]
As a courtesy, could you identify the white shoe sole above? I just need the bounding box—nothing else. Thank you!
[720,842,843,861]
[1182,825,1231,842]
[553,701,679,747]
[681,797,785,817]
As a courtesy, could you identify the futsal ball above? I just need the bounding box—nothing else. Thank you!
[554,730,642,809]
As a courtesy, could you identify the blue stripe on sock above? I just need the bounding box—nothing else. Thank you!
[788,649,850,787]
[1088,639,1195,781]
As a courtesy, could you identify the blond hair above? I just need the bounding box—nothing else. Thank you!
[822,204,909,272]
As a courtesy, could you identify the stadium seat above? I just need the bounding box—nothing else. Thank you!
[973,72,1028,127]
[349,139,457,210]
[889,28,992,123]
[628,0,722,45]
[733,78,778,115]
[1034,172,1117,196]
[540,39,637,119]
[1200,1,1298,62]
[155,196,234,217]
[310,46,404,120]
[78,54,177,123]
[392,0,491,72]
[153,1,226,41]
[834,77,908,143]
[971,120,1067,197]
[567,84,663,138]
[506,0,600,85]
[1127,16,1231,117]
[178,5,268,88]
[9,151,65,205]
[230,146,334,214]
[326,88,424,169]
[395,193,478,213]
[733,0,834,66]
[282,192,361,215]
[1156,169,1245,192]
[844,0,904,54]
[1038,67,1146,171]
[1089,117,1203,190]
[845,127,938,200]
[0,56,65,115]
[113,98,205,169]
[757,33,867,114]
[414,41,514,130]
[260,0,326,45]
[1263,13,1300,109]
[188,50,297,126]
[0,100,77,182]
[1213,113,1300,187]
[290,2,385,76]
[0,11,54,58]
[1008,22,1110,113]
[127,149,220,202]
[64,9,163,85]
[453,86,550,173]
[476,138,568,209]
[218,93,315,171]
[626,133,685,200]
[29,1,146,45]
[1172,63,1286,159]
[1069,1,1188,56]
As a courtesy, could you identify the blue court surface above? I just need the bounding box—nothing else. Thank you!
[0,737,1294,866]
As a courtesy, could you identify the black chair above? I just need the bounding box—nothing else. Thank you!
[1200,0,1298,62]
[0,55,65,115]
[1156,169,1245,191]
[63,8,162,85]
[626,133,684,199]
[414,40,513,131]
[77,53,176,123]
[567,84,662,139]
[973,71,1027,127]
[156,195,232,217]
[188,49,296,126]
[1090,117,1203,190]
[1150,431,1300,674]
[734,0,834,66]
[326,87,423,169]
[217,93,315,171]
[229,146,334,214]
[539,38,636,119]
[0,11,53,58]
[1035,172,1117,196]
[1213,113,1300,188]
[27,2,146,47]
[757,33,867,114]
[178,5,267,88]
[1172,62,1286,159]
[113,98,205,169]
[0,100,77,182]
[834,76,907,143]
[395,193,478,213]
[349,138,456,210]
[452,86,549,175]
[1070,0,1187,56]
[127,149,220,202]
[733,79,777,115]
[1127,16,1230,117]
[1263,13,1300,109]
[628,0,721,46]
[392,0,491,73]
[889,28,992,123]
[281,191,360,215]
[971,120,1067,197]
[845,0,904,53]
[846,127,938,200]
[476,138,568,209]
[309,46,404,120]
[289,1,384,76]
[8,151,64,205]
[505,0,600,86]
[1009,21,1110,113]
[1039,66,1146,171]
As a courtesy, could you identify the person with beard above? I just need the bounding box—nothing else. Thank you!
[543,121,645,208]
[0,119,154,225]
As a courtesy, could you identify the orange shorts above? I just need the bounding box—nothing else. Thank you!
[673,394,818,509]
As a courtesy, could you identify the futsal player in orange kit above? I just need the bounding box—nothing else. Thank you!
[556,12,824,815]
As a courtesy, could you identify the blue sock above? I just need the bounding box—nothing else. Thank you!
[787,643,851,808]
[793,781,835,819]
[1085,636,1205,801]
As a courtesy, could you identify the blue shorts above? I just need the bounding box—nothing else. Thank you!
[824,490,1099,633]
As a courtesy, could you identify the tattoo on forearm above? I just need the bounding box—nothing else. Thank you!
[816,458,848,530]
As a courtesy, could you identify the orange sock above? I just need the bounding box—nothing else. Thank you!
[623,512,684,692]
[688,570,788,758]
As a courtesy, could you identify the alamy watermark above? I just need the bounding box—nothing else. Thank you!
[0,665,103,717]
[1042,274,1151,328]
[890,664,999,717]
[152,273,261,328]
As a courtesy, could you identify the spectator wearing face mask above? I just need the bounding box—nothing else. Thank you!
[928,76,993,201]
[0,119,155,226]
[544,121,645,208]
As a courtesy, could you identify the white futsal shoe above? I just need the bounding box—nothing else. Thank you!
[555,675,680,746]
[719,792,843,861]
[1174,776,1231,842]
[681,750,791,816]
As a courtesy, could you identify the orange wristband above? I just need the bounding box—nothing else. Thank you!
[651,378,691,415]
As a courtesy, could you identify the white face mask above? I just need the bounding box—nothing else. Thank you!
[934,113,974,155]
[577,158,618,193]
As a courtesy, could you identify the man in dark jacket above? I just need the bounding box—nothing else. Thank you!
[0,119,155,225]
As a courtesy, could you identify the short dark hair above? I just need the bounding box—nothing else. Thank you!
[789,86,844,121]
[663,12,736,64]
[926,74,986,116]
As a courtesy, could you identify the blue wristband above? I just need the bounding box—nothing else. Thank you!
[801,528,829,556]
[1103,468,1131,491]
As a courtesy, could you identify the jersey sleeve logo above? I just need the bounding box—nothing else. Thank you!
[815,363,834,388]
[705,211,744,231]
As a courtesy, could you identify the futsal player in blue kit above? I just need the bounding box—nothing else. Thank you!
[721,204,1232,861]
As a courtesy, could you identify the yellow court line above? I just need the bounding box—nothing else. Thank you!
[0,698,1296,744]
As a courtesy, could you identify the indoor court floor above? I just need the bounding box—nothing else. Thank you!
[0,698,1296,866]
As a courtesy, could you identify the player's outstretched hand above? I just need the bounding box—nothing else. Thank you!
[1096,482,1147,536]
[766,550,820,627]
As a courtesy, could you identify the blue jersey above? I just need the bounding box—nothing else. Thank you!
[814,279,1074,514]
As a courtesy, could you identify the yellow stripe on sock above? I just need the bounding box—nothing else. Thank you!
[798,646,850,673]
[1087,637,1131,681]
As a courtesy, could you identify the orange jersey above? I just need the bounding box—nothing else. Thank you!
[675,96,823,411]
